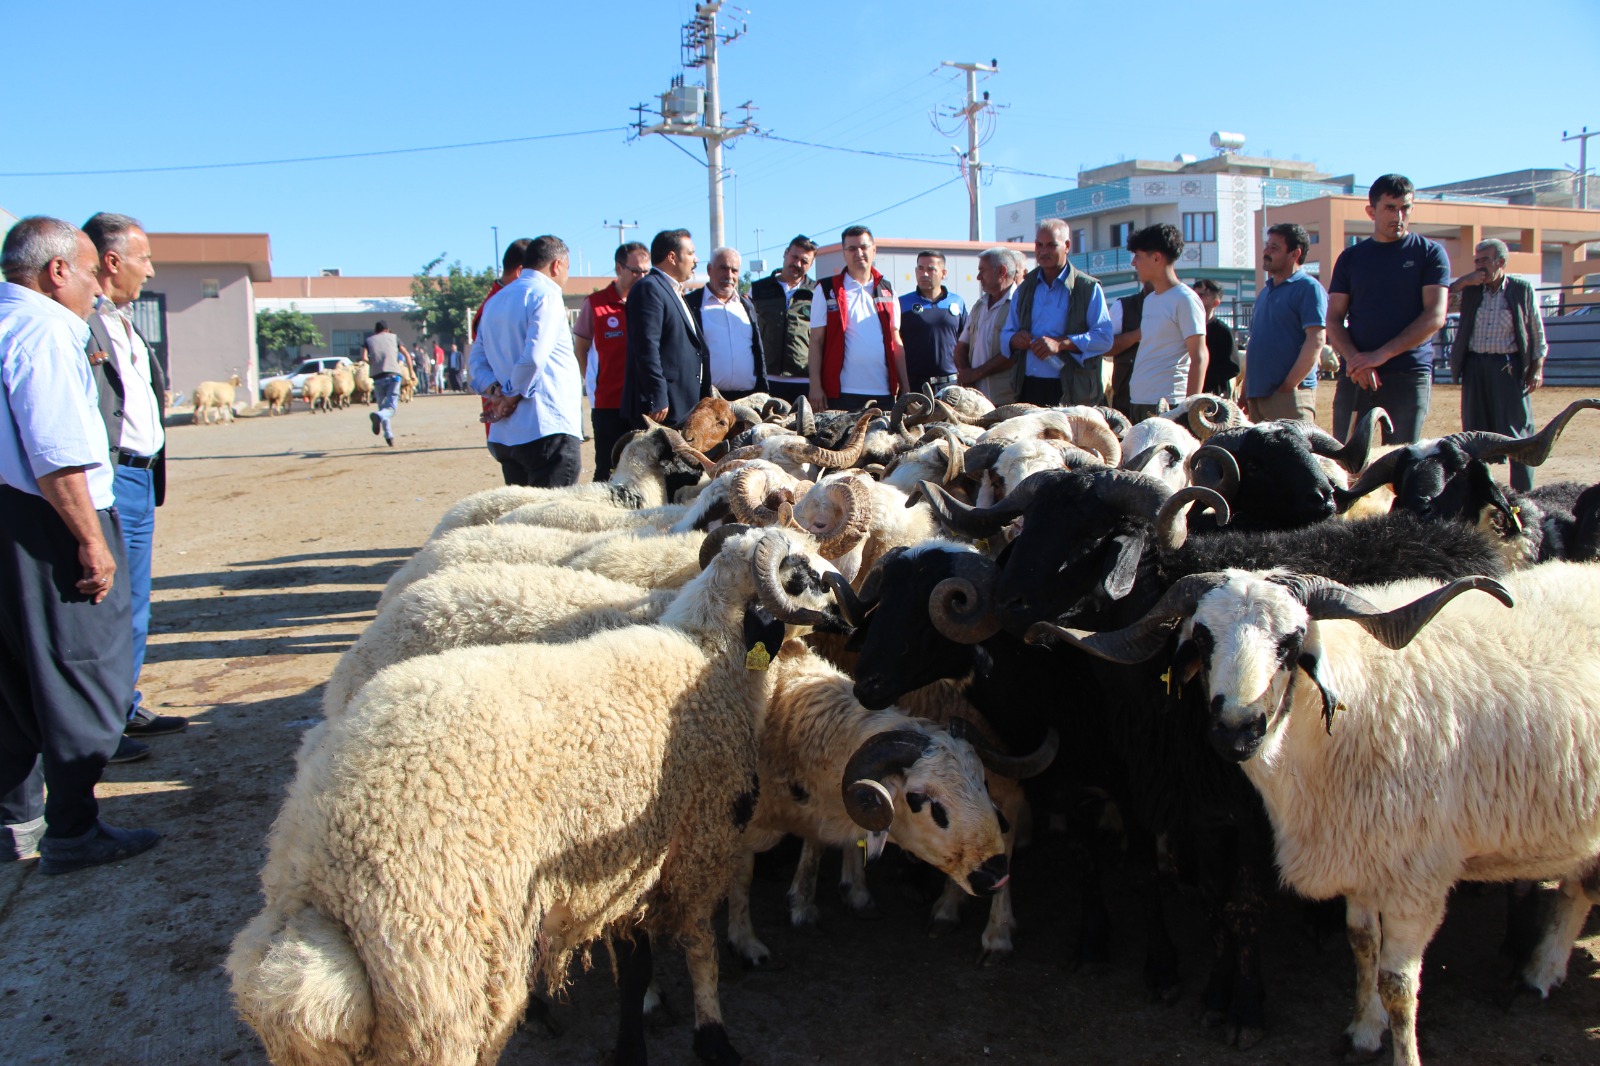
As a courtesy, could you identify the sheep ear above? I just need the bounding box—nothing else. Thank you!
[1096,532,1146,601]
[1164,637,1202,707]
[742,604,786,669]
[1296,651,1342,735]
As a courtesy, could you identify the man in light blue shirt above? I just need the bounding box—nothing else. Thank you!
[469,235,583,487]
[0,216,160,874]
[1000,220,1114,406]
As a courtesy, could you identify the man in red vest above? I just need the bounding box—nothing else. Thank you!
[807,225,908,410]
[574,242,650,480]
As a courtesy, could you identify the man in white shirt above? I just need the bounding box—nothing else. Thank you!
[1125,223,1208,421]
[807,225,908,410]
[954,247,1025,405]
[0,216,160,873]
[689,247,767,400]
[82,213,186,758]
[468,235,584,488]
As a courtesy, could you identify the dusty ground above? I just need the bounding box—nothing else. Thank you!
[3,387,1600,1066]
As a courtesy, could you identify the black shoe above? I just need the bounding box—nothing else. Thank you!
[370,412,381,436]
[386,435,395,447]
[38,821,160,875]
[125,707,188,737]
[108,736,150,764]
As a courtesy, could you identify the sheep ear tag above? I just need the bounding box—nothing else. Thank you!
[743,606,785,671]
[1296,652,1344,735]
[858,830,889,862]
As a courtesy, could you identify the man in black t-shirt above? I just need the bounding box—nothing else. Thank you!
[1327,174,1450,444]
[1193,278,1237,398]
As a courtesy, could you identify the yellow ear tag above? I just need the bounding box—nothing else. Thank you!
[745,642,772,671]
[1160,669,1172,685]
[1509,505,1524,533]
[975,538,991,554]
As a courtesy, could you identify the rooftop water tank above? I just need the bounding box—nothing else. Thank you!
[1209,131,1246,153]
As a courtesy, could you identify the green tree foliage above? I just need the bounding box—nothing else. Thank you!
[256,306,323,372]
[410,256,496,347]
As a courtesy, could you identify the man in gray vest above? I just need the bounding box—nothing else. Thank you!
[1000,219,1114,406]
[83,213,187,764]
[361,320,408,446]
[1449,238,1547,490]
[954,246,1024,405]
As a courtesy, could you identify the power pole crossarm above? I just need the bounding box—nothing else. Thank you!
[941,60,999,241]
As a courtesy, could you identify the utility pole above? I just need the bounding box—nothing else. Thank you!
[631,2,756,250]
[941,59,999,241]
[1563,127,1598,209]
[491,226,499,270]
[603,219,639,250]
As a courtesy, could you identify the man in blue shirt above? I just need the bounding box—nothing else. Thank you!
[0,217,160,874]
[899,251,968,394]
[1001,220,1114,406]
[469,235,583,488]
[1327,174,1450,444]
[1245,222,1328,424]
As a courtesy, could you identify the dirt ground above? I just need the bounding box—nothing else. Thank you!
[3,386,1600,1066]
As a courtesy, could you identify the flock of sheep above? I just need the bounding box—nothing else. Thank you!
[195,361,426,422]
[224,385,1600,1066]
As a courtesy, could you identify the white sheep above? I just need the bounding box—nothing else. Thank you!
[323,562,673,720]
[497,497,687,534]
[351,362,374,405]
[1038,564,1600,1066]
[378,523,600,608]
[328,367,354,409]
[228,526,847,1066]
[192,373,243,424]
[300,372,333,414]
[261,379,292,416]
[1120,416,1200,492]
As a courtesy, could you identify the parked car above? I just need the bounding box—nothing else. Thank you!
[260,356,354,398]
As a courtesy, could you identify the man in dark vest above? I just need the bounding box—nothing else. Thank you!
[1000,219,1114,406]
[1104,281,1152,417]
[748,235,818,404]
[1449,238,1548,490]
[689,246,767,401]
[83,213,186,763]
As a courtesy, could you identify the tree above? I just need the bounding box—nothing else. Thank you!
[256,305,322,373]
[410,256,496,347]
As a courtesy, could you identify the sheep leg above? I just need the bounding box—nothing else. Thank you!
[929,877,964,933]
[1128,826,1180,1002]
[977,881,1016,967]
[837,842,879,917]
[725,848,773,967]
[683,923,742,1065]
[786,840,823,928]
[1337,898,1388,1063]
[1517,878,1593,998]
[1374,900,1446,1066]
[1219,818,1272,1050]
[1066,791,1113,975]
[612,931,654,1066]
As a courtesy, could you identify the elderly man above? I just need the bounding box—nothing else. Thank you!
[1001,219,1114,407]
[748,234,818,404]
[689,247,767,401]
[574,241,649,480]
[83,213,186,762]
[809,225,908,411]
[1327,174,1450,444]
[0,217,160,873]
[470,235,584,487]
[1449,238,1548,490]
[622,229,709,427]
[900,250,968,395]
[954,247,1024,405]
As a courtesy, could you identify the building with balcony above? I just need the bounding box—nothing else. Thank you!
[994,148,1355,302]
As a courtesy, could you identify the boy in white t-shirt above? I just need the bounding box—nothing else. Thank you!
[1125,223,1208,421]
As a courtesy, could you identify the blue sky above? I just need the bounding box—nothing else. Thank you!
[5,0,1596,278]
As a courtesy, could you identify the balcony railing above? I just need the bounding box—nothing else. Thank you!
[1071,248,1133,274]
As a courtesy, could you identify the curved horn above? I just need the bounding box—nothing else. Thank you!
[1279,573,1514,650]
[1293,408,1389,473]
[1186,395,1247,440]
[610,429,643,472]
[793,412,875,469]
[962,439,1012,478]
[1026,572,1232,663]
[921,472,1059,538]
[807,477,873,559]
[1062,412,1123,466]
[793,393,816,437]
[728,401,764,425]
[1122,443,1181,475]
[893,392,934,432]
[1086,467,1173,526]
[826,571,871,629]
[750,530,834,627]
[729,466,793,525]
[1455,397,1600,467]
[1154,486,1231,551]
[660,426,718,474]
[928,552,1001,644]
[952,719,1060,780]
[1332,447,1409,512]
[761,397,792,422]
[841,729,934,832]
[977,403,1042,429]
[698,523,751,570]
[938,425,967,484]
[1186,444,1240,497]
[709,384,724,400]
[1094,406,1133,439]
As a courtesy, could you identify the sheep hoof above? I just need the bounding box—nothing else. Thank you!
[1200,1008,1227,1029]
[692,1022,743,1065]
[977,946,1012,968]
[740,951,786,972]
[1501,978,1548,1013]
[1234,1024,1266,1051]
[927,917,961,939]
[1330,1031,1386,1063]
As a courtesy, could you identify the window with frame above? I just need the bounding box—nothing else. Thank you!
[1073,228,1088,252]
[201,278,220,299]
[1182,212,1217,243]
[1109,221,1133,249]
[332,330,367,359]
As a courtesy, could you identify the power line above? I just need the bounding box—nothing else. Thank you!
[0,126,632,178]
[807,176,965,239]
[760,132,1077,184]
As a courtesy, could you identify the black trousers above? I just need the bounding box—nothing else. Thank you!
[1460,351,1536,491]
[1020,376,1063,407]
[766,380,809,404]
[591,407,631,483]
[491,434,582,488]
[0,488,132,838]
[829,392,892,411]
[445,367,463,392]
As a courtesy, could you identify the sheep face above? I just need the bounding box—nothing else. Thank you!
[1197,424,1335,530]
[870,729,1010,896]
[848,546,988,710]
[1174,574,1309,764]
[678,396,737,452]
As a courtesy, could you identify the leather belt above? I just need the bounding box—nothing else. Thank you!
[115,451,158,469]
[925,373,959,387]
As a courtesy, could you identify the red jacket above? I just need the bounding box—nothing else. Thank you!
[819,269,897,398]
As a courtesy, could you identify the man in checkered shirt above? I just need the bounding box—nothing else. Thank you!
[1448,238,1548,490]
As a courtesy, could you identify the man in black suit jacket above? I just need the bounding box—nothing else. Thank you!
[622,228,709,427]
